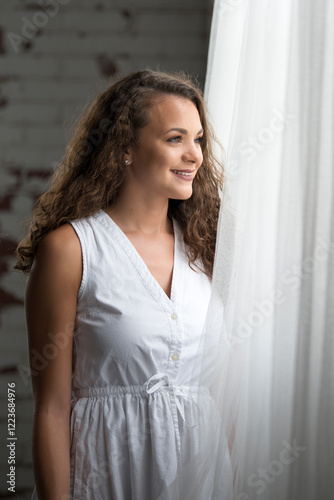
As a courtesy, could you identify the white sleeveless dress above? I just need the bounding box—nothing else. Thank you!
[31,209,233,500]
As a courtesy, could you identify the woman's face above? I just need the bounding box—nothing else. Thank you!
[126,96,204,201]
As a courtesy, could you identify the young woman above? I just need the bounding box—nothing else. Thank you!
[15,70,233,499]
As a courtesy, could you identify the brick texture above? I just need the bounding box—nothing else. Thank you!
[0,0,213,496]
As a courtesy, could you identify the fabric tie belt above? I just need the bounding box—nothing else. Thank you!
[145,372,206,458]
[144,372,200,425]
[73,374,210,459]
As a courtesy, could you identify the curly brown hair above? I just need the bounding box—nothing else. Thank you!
[14,70,224,278]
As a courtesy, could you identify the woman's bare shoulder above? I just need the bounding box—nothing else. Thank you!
[36,223,80,259]
[30,224,82,290]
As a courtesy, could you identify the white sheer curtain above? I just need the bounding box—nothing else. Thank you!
[199,0,334,499]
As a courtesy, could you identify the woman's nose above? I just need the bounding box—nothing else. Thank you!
[182,143,203,165]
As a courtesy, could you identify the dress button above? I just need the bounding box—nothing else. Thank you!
[171,313,178,320]
[171,353,179,361]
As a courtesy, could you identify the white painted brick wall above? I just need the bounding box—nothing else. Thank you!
[0,0,213,496]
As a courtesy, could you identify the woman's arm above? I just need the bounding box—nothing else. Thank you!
[25,224,82,500]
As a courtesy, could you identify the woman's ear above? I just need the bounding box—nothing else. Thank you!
[123,149,132,166]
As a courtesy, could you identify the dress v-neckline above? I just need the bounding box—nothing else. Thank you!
[96,209,178,306]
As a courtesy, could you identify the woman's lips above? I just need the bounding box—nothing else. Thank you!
[170,169,195,181]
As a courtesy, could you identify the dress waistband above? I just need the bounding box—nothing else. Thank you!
[72,382,210,398]
[72,373,211,461]
[72,373,210,398]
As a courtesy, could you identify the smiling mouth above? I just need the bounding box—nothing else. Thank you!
[170,169,195,177]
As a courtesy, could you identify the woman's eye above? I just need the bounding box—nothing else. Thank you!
[168,135,204,144]
[168,136,183,143]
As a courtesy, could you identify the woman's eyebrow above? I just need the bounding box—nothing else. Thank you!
[164,127,204,135]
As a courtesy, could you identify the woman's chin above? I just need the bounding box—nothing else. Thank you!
[169,188,193,201]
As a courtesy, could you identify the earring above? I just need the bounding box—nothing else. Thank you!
[125,159,131,165]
